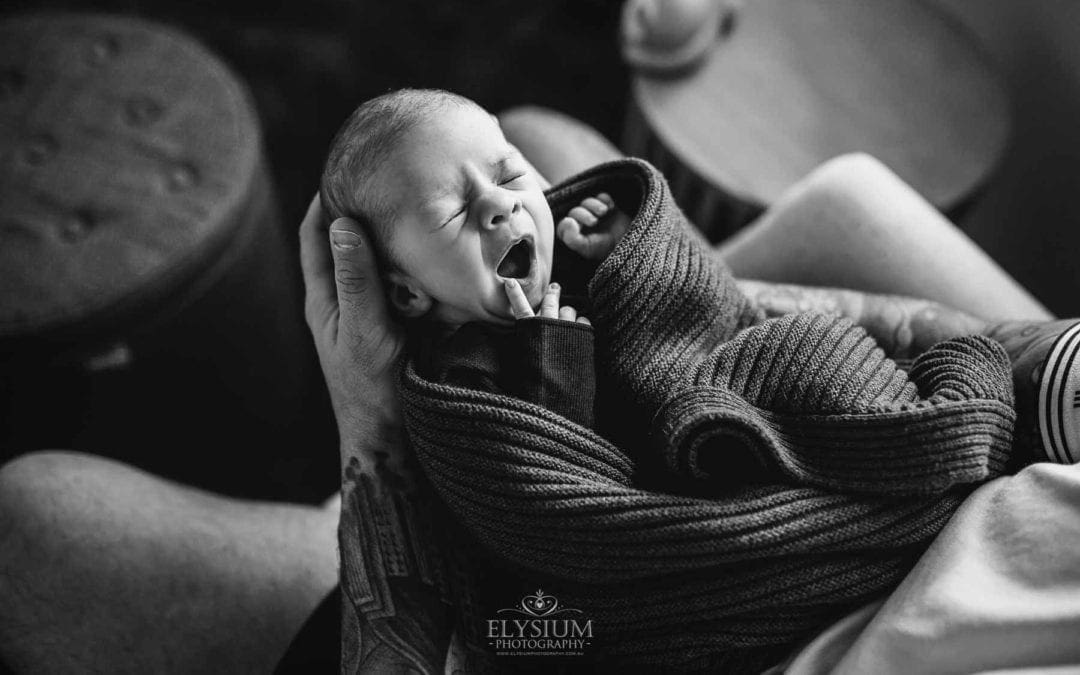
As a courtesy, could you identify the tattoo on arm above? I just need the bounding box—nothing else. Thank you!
[338,409,455,674]
[736,279,988,359]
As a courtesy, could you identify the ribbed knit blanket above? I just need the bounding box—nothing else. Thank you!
[399,159,1016,671]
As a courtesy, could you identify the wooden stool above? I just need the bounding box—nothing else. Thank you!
[624,0,1011,242]
[0,13,333,500]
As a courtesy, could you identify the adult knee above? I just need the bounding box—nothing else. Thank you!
[0,452,59,541]
[770,152,925,240]
[800,153,901,197]
[0,451,112,599]
[0,451,86,532]
[0,451,80,668]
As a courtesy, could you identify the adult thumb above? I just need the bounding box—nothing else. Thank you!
[329,218,388,337]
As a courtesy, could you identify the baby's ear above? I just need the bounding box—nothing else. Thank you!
[386,271,433,318]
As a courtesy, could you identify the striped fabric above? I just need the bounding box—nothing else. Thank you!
[400,159,1017,671]
[1037,321,1080,464]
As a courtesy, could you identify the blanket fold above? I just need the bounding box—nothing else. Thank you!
[400,158,1017,671]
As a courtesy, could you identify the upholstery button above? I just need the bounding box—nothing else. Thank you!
[23,133,59,166]
[88,34,120,65]
[125,95,163,127]
[60,210,94,242]
[166,162,199,191]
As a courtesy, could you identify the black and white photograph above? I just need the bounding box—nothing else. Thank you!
[2,0,1080,672]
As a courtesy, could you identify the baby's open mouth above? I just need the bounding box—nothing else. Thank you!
[497,239,533,279]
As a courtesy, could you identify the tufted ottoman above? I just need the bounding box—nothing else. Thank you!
[0,13,334,500]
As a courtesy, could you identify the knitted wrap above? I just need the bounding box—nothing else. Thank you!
[399,159,1016,671]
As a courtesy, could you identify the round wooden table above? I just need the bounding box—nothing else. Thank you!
[624,0,1011,241]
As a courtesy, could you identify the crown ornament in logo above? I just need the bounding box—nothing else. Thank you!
[498,589,583,617]
[521,589,557,616]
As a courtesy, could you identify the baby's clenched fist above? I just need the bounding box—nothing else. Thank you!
[557,192,630,261]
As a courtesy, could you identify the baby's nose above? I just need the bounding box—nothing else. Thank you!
[484,196,522,229]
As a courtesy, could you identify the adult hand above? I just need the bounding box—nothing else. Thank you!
[301,194,451,672]
[298,194,406,471]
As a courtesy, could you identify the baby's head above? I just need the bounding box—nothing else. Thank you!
[321,89,554,328]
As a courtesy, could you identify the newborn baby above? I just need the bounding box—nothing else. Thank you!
[321,88,626,324]
[320,88,627,427]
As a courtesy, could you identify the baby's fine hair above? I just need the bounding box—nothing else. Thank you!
[319,88,481,259]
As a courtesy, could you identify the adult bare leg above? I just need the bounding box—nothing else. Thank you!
[719,154,1052,321]
[0,451,338,674]
[500,106,1052,322]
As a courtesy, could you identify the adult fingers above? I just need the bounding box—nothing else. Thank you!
[559,305,577,321]
[581,197,610,218]
[504,279,534,319]
[299,194,336,332]
[567,206,597,227]
[328,218,389,343]
[540,283,561,318]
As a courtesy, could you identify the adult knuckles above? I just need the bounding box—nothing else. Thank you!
[335,267,372,295]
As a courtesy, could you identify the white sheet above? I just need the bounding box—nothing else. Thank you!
[777,461,1080,675]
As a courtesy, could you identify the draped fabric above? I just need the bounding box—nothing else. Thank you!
[400,159,1016,671]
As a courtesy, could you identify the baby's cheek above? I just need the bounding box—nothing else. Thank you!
[536,226,556,265]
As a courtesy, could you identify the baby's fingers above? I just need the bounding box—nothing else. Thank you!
[567,206,598,227]
[581,195,612,218]
[558,216,589,251]
[577,316,591,326]
[503,279,534,319]
[559,306,578,322]
[540,283,561,319]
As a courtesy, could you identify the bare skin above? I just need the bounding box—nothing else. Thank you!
[0,451,338,674]
[736,279,990,360]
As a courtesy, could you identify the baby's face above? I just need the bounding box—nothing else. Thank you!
[374,104,554,327]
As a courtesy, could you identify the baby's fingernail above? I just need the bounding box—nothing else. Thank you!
[549,282,560,291]
[330,229,360,250]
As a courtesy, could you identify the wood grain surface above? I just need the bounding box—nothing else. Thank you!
[629,0,1010,211]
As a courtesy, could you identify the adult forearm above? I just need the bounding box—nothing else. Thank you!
[337,375,404,473]
[736,279,989,359]
[338,382,453,674]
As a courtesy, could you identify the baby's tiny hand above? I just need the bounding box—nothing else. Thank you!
[557,193,630,261]
[504,280,591,325]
